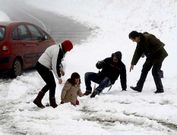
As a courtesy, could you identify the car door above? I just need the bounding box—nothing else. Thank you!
[26,24,55,61]
[12,24,38,69]
[37,26,55,54]
[26,24,45,62]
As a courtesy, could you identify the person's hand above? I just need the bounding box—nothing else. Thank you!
[60,101,64,104]
[71,102,76,106]
[96,61,104,69]
[130,65,134,72]
[76,100,80,105]
[59,78,62,84]
[60,69,65,76]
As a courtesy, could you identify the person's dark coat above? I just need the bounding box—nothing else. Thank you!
[96,51,127,90]
[131,33,168,65]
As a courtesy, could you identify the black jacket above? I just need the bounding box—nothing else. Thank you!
[96,57,127,90]
[131,33,168,65]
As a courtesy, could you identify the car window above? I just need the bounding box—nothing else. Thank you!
[27,24,43,40]
[0,26,5,40]
[17,25,31,40]
[37,27,49,40]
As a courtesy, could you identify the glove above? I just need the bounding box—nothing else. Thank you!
[60,68,65,76]
[96,61,104,69]
[76,100,80,105]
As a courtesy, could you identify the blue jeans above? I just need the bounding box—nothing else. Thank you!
[85,72,112,93]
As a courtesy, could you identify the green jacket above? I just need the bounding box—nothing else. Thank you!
[131,33,168,65]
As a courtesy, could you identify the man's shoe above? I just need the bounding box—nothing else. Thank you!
[84,91,91,96]
[90,90,99,98]
[130,86,141,92]
[154,90,164,94]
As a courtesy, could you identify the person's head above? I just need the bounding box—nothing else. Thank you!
[68,72,81,85]
[112,51,122,63]
[129,31,141,43]
[61,40,73,52]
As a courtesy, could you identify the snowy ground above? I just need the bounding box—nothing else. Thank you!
[0,0,177,135]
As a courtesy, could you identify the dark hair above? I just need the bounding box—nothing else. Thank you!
[112,51,122,60]
[67,72,81,85]
[129,31,141,39]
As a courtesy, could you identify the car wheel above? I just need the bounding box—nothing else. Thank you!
[11,59,22,78]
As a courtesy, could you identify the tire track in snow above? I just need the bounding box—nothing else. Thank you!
[79,103,177,135]
[123,111,177,133]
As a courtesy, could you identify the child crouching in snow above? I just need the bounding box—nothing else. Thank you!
[60,72,83,106]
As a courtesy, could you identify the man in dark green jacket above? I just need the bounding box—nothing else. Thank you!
[129,31,168,93]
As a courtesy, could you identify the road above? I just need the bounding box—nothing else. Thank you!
[0,1,93,134]
[0,0,91,44]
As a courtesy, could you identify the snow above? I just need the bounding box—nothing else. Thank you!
[0,11,10,21]
[0,0,177,135]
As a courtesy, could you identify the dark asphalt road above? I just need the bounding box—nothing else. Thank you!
[0,0,91,44]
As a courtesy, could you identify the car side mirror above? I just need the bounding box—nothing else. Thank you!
[38,35,48,41]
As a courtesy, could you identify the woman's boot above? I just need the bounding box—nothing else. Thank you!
[33,91,45,108]
[49,97,58,108]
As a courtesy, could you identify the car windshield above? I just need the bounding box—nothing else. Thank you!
[0,26,5,40]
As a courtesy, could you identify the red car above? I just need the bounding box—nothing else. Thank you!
[0,21,55,77]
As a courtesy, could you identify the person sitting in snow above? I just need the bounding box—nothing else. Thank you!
[84,51,127,98]
[60,72,83,106]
